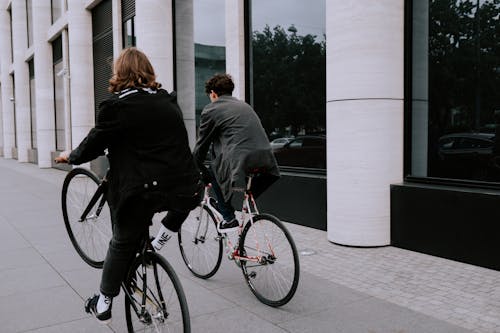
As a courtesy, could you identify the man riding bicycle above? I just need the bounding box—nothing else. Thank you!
[191,73,279,232]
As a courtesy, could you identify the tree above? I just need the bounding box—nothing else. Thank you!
[252,25,326,137]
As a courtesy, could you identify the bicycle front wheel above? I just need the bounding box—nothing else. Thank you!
[239,214,300,307]
[125,252,190,333]
[61,168,112,268]
[178,205,223,279]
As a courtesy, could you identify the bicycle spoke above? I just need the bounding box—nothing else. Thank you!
[178,206,222,279]
[125,255,189,332]
[240,214,299,306]
[62,168,111,268]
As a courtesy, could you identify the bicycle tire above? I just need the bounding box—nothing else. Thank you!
[178,205,223,279]
[125,252,191,333]
[61,168,112,268]
[239,213,300,307]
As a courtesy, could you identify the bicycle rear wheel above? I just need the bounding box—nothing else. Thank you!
[61,168,112,268]
[125,252,190,333]
[239,213,300,307]
[178,205,223,279]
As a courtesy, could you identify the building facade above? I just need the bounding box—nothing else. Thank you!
[0,0,498,271]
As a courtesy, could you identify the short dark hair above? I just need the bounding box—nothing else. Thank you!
[205,73,234,96]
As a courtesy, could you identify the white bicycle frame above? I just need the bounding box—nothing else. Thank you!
[201,177,273,264]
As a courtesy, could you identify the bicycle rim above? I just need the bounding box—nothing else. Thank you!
[61,168,112,268]
[125,253,190,333]
[239,214,300,307]
[178,206,223,279]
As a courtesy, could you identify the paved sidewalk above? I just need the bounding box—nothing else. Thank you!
[0,157,498,332]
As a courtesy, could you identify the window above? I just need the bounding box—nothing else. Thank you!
[53,36,65,151]
[194,0,226,127]
[122,0,136,47]
[26,0,33,47]
[8,6,13,63]
[10,74,17,148]
[51,0,62,23]
[410,0,500,182]
[28,59,36,148]
[249,0,326,170]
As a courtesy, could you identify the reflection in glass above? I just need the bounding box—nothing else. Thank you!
[26,0,33,47]
[28,59,36,148]
[412,0,500,182]
[51,0,62,23]
[53,37,65,151]
[194,0,225,127]
[54,61,65,150]
[11,74,17,148]
[251,0,326,169]
[123,18,136,48]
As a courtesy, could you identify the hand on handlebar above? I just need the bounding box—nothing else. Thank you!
[54,150,71,164]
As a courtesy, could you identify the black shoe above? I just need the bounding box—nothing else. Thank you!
[218,218,239,232]
[85,294,112,324]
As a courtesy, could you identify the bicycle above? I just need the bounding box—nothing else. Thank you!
[178,171,300,307]
[61,167,190,332]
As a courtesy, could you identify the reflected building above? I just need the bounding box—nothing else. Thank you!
[194,43,225,128]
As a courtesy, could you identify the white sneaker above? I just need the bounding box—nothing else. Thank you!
[152,226,172,251]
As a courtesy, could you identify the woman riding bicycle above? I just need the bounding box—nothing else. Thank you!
[55,47,201,323]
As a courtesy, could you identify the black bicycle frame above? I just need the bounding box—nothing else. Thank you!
[78,181,107,222]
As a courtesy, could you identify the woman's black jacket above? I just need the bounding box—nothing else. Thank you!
[68,88,200,217]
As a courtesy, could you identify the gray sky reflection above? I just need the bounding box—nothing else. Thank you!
[193,0,326,46]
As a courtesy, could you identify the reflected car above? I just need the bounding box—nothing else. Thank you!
[270,137,293,150]
[437,132,500,180]
[273,135,326,169]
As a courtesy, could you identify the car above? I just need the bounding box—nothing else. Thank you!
[436,132,500,180]
[270,137,293,150]
[273,135,326,169]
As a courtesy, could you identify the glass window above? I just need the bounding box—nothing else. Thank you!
[8,6,13,63]
[411,0,500,182]
[53,36,65,151]
[194,0,226,127]
[123,18,136,48]
[122,0,136,48]
[51,0,62,24]
[28,59,36,148]
[250,0,326,170]
[26,0,33,47]
[11,74,17,148]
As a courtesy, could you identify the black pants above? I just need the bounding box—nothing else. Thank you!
[100,186,201,297]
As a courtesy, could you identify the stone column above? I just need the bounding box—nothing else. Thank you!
[136,0,174,92]
[327,1,405,246]
[112,0,122,56]
[225,0,245,101]
[67,0,95,149]
[11,0,31,162]
[0,5,14,159]
[32,0,56,167]
[174,0,196,148]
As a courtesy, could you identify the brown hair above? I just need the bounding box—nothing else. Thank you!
[108,47,161,93]
[205,73,234,96]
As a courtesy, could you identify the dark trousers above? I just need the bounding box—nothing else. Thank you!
[100,193,191,297]
[206,168,235,221]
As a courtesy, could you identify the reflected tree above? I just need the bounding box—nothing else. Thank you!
[252,25,326,138]
[429,0,500,134]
